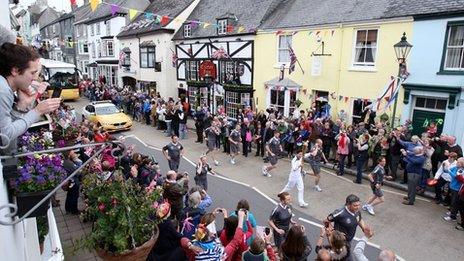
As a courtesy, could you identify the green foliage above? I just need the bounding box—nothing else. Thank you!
[37,215,49,244]
[76,171,162,254]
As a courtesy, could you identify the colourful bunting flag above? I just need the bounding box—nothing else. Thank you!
[70,0,76,6]
[226,25,234,33]
[344,97,349,103]
[339,95,343,101]
[331,30,335,36]
[316,31,321,36]
[160,16,170,26]
[145,12,154,20]
[90,0,100,11]
[154,15,161,24]
[276,30,284,35]
[129,9,138,20]
[237,26,245,33]
[203,22,211,28]
[110,4,119,16]
[190,20,200,28]
[292,31,298,35]
[308,31,313,36]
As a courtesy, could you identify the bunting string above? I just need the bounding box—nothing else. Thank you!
[90,0,257,32]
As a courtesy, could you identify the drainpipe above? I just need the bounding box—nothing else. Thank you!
[335,23,344,119]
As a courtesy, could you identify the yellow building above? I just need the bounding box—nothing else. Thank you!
[254,0,413,125]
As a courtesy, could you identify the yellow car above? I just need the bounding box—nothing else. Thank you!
[82,101,133,132]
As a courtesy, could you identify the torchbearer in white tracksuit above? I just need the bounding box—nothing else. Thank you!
[280,150,309,208]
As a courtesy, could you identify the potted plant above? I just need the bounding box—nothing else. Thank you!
[77,171,162,261]
[11,131,67,218]
[11,153,67,217]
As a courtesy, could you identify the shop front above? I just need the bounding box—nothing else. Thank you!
[264,77,301,117]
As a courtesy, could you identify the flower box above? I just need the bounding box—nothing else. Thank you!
[15,190,52,218]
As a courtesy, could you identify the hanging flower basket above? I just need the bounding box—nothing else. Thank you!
[96,226,159,261]
[15,190,52,218]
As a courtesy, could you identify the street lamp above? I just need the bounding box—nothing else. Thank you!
[391,32,413,128]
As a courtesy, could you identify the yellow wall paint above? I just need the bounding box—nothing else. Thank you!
[253,20,413,124]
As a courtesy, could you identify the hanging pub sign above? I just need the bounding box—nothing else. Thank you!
[199,60,217,80]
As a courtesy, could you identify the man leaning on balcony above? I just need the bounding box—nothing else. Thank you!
[0,26,61,154]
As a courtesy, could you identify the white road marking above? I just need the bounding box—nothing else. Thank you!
[122,133,406,259]
[215,175,251,188]
[298,217,323,228]
[252,187,278,205]
[321,169,431,203]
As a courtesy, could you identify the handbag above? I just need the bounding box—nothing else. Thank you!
[246,131,253,142]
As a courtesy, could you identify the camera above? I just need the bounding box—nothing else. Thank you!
[264,227,271,235]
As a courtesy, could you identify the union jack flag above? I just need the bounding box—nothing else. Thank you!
[211,47,230,59]
[288,45,297,74]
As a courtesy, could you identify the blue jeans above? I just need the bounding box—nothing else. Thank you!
[356,157,367,183]
[165,121,172,137]
[179,123,187,139]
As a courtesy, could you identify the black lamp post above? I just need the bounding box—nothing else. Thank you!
[391,32,413,128]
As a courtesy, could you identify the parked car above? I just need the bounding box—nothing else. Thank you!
[82,101,133,132]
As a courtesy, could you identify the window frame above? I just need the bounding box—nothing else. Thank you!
[440,21,464,74]
[140,46,156,68]
[105,40,114,57]
[83,42,89,54]
[414,97,447,112]
[352,28,379,68]
[217,19,227,35]
[122,52,131,67]
[185,60,200,81]
[90,24,94,36]
[268,87,298,117]
[183,24,191,38]
[96,22,101,35]
[277,34,293,65]
[105,20,111,36]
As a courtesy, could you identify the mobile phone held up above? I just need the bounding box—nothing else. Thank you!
[51,86,62,98]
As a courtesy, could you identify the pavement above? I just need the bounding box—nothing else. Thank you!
[55,98,464,261]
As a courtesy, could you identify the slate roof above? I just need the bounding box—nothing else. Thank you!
[260,0,464,30]
[383,0,464,18]
[74,3,92,25]
[85,0,150,24]
[172,0,283,40]
[29,7,60,27]
[42,12,74,29]
[117,0,194,38]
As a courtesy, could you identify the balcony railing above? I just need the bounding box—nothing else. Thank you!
[0,133,125,260]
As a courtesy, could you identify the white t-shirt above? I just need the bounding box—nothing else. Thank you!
[289,156,303,180]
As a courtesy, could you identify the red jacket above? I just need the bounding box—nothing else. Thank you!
[219,221,253,261]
